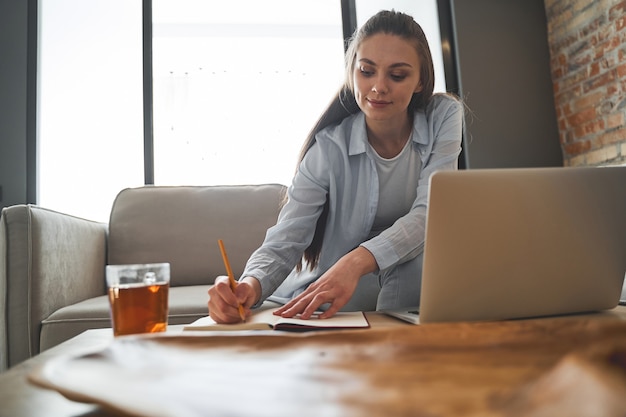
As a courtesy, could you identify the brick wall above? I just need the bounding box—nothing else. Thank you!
[544,0,626,166]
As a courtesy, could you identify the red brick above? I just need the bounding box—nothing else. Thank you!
[563,140,592,156]
[588,22,611,45]
[552,67,566,80]
[590,61,602,77]
[617,62,626,77]
[609,0,626,19]
[597,126,626,146]
[588,119,606,135]
[606,112,624,128]
[607,83,620,95]
[594,37,622,60]
[573,91,605,110]
[547,0,626,166]
[560,70,589,91]
[566,107,597,126]
[574,119,606,138]
[583,71,616,92]
[554,85,582,107]
[573,124,584,137]
[562,102,573,116]
[571,53,593,70]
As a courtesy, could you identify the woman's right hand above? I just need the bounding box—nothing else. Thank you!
[207,276,261,323]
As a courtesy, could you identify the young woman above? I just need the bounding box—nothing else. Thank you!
[208,10,464,323]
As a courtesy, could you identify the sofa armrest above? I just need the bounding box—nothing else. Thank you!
[0,205,107,370]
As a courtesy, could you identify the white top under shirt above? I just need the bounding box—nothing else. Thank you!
[366,134,421,237]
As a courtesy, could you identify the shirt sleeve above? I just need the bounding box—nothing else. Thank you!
[360,96,464,270]
[242,139,332,305]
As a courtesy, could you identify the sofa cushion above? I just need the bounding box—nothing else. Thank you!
[40,285,212,352]
[107,184,285,287]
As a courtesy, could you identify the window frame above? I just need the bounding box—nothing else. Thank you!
[27,0,462,204]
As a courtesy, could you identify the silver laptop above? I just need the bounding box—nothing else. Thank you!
[386,166,626,325]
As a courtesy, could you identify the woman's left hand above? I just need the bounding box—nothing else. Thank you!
[274,246,378,319]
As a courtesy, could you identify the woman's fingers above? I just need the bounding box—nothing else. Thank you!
[275,287,344,319]
[208,277,250,323]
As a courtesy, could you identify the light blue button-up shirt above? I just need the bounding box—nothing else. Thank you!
[243,94,464,306]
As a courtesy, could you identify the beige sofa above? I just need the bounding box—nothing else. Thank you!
[0,184,286,371]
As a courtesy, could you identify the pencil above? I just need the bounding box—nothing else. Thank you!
[218,239,246,322]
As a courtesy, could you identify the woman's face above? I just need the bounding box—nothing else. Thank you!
[353,33,422,124]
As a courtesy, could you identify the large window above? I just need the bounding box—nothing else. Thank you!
[38,0,144,222]
[37,0,446,222]
[152,0,345,187]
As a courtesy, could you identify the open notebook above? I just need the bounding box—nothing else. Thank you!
[386,166,626,325]
[185,305,369,332]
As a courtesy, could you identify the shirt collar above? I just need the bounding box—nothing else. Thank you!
[348,110,429,156]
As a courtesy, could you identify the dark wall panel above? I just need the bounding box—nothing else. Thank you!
[452,0,563,168]
[0,1,29,209]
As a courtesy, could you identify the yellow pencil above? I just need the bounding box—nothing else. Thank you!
[218,239,246,322]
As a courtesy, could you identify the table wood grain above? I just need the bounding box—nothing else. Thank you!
[3,309,626,417]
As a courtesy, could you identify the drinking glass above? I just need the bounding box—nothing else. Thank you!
[106,263,170,336]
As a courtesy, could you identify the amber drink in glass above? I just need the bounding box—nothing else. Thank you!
[106,263,170,336]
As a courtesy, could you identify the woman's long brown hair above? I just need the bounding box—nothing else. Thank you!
[295,10,435,272]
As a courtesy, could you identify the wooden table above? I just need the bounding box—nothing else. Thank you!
[2,309,626,417]
[0,315,399,417]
